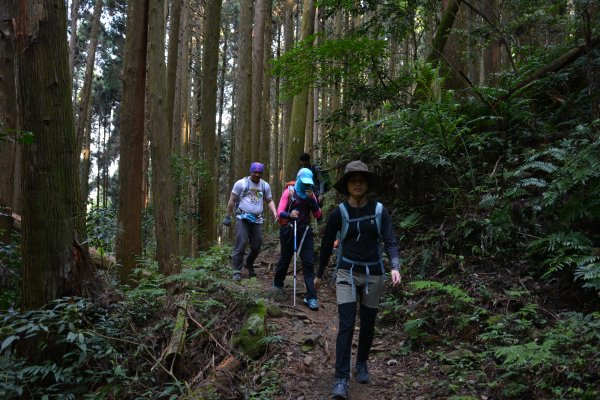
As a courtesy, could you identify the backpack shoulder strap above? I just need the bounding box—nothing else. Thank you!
[375,202,383,235]
[338,202,350,242]
[336,202,349,270]
[236,177,250,212]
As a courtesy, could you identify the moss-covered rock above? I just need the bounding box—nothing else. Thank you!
[232,301,268,358]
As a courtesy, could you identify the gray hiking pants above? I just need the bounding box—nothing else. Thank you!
[232,219,263,275]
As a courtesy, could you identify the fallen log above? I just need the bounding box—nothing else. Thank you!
[499,36,600,102]
[162,305,188,374]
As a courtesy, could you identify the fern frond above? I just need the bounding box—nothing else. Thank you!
[408,280,474,304]
[399,212,423,229]
[517,161,558,174]
[493,340,556,369]
[479,194,500,209]
[518,178,548,188]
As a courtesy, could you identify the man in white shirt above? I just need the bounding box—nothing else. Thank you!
[223,162,277,280]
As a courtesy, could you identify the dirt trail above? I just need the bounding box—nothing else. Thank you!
[247,238,418,400]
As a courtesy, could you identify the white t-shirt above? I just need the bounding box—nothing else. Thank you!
[232,177,273,224]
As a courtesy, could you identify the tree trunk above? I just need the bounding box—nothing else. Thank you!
[0,1,18,245]
[75,0,103,234]
[414,0,462,97]
[260,0,272,176]
[284,0,315,181]
[281,0,295,177]
[235,0,253,178]
[147,0,179,276]
[251,0,266,161]
[199,0,223,249]
[116,0,149,285]
[482,0,502,85]
[166,0,182,153]
[271,20,281,198]
[68,0,80,79]
[441,0,467,89]
[16,0,96,309]
[174,1,191,256]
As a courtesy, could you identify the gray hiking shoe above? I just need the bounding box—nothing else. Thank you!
[233,272,242,281]
[331,378,348,398]
[355,362,369,384]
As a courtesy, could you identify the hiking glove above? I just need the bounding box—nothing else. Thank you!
[223,215,231,226]
[308,197,319,211]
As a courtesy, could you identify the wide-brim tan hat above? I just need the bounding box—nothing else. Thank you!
[333,160,383,196]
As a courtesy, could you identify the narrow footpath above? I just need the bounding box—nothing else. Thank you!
[244,236,435,400]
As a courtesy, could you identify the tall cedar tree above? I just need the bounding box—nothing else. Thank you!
[284,0,315,182]
[0,1,18,245]
[116,0,149,284]
[16,0,96,309]
[235,0,253,178]
[147,0,179,276]
[199,0,224,248]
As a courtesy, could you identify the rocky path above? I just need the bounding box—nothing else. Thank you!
[246,239,423,400]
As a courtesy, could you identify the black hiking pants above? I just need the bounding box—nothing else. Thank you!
[273,225,317,300]
[335,270,382,380]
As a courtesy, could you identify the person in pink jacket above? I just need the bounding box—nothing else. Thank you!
[272,168,322,310]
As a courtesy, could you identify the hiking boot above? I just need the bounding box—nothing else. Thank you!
[303,297,319,310]
[233,272,241,281]
[331,378,348,399]
[355,362,369,384]
[245,265,256,278]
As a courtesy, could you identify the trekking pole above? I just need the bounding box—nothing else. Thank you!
[293,219,297,307]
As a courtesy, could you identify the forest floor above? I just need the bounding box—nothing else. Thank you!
[236,234,452,400]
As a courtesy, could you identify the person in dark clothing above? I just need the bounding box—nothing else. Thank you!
[315,160,402,399]
[273,168,323,310]
[299,152,326,205]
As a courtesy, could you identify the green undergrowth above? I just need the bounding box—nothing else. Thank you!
[0,245,282,399]
[379,276,600,398]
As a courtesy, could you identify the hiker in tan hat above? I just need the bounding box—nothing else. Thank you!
[315,160,402,399]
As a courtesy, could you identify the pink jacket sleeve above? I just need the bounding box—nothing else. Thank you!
[311,193,322,220]
[277,189,290,218]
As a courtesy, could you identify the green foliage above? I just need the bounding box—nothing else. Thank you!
[86,206,118,254]
[272,35,386,99]
[408,280,475,305]
[0,232,21,309]
[0,298,147,399]
[0,128,34,144]
[171,155,208,238]
[487,312,600,399]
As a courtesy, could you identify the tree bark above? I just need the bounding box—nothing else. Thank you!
[414,0,462,97]
[116,0,149,285]
[235,0,253,177]
[499,36,600,102]
[0,1,18,245]
[284,0,315,182]
[281,0,295,177]
[251,0,266,161]
[68,0,80,79]
[16,0,96,309]
[75,0,103,206]
[166,0,182,153]
[260,0,273,176]
[174,1,191,256]
[199,0,223,249]
[147,0,179,276]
